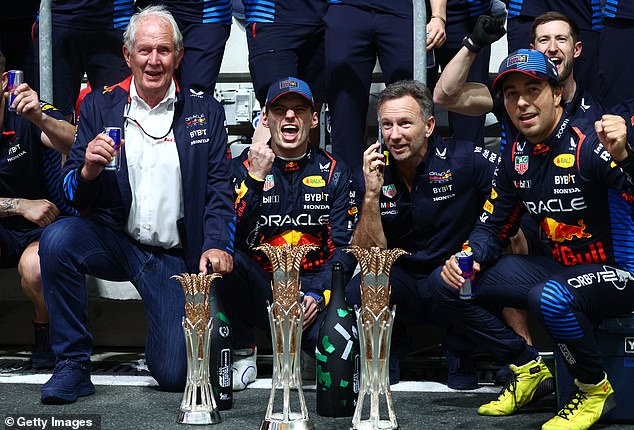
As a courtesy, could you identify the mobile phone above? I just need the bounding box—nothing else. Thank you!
[377,115,389,167]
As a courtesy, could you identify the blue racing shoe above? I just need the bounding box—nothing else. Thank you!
[41,360,95,404]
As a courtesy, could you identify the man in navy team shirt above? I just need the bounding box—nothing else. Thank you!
[349,80,497,388]
[0,50,76,369]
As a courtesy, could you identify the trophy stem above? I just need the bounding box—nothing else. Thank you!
[351,307,398,430]
[260,302,314,430]
[178,317,222,425]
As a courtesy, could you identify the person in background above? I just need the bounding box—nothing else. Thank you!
[325,0,447,170]
[0,50,76,369]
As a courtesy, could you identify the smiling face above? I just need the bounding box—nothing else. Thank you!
[378,95,435,166]
[123,15,183,107]
[263,93,318,158]
[531,20,581,84]
[502,73,563,144]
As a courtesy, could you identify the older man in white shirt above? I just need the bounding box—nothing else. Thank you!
[38,5,235,404]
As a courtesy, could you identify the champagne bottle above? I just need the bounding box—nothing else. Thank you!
[316,262,360,417]
[209,281,233,410]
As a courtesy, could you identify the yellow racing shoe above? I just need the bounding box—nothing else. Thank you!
[542,374,616,430]
[478,357,555,416]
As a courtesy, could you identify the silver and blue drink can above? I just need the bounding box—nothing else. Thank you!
[104,127,121,171]
[7,70,24,112]
[456,251,476,300]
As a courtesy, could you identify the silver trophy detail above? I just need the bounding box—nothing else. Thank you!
[346,246,408,430]
[256,243,318,430]
[173,272,223,425]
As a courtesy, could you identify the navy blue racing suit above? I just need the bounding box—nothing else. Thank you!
[216,145,357,353]
[432,113,634,384]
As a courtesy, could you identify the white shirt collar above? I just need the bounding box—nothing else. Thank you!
[129,78,176,111]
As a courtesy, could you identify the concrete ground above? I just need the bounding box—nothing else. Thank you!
[0,366,630,430]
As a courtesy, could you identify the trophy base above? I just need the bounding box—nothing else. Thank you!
[259,417,314,430]
[177,409,222,425]
[351,421,399,430]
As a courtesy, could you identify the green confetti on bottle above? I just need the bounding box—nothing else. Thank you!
[216,311,231,325]
[340,379,349,388]
[337,308,349,317]
[317,365,332,388]
[316,351,328,363]
[322,336,335,353]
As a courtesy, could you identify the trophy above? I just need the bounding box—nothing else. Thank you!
[173,272,223,425]
[345,246,408,430]
[256,243,318,430]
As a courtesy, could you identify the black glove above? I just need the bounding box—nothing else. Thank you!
[466,15,507,51]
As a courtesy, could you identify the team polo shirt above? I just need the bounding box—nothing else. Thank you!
[506,0,544,18]
[542,1,602,31]
[0,103,69,230]
[447,0,491,22]
[603,0,634,20]
[158,0,232,24]
[354,133,496,273]
[51,0,135,30]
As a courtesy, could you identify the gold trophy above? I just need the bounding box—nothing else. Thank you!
[256,243,317,430]
[173,272,223,425]
[345,246,408,430]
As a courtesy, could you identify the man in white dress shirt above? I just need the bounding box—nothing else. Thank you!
[38,5,236,404]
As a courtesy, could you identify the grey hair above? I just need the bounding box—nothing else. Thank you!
[123,5,183,56]
[377,80,434,120]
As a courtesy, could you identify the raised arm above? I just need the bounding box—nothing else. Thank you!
[351,143,387,248]
[10,83,75,155]
[433,14,506,116]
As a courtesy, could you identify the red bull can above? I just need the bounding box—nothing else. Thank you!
[7,70,24,112]
[456,251,476,300]
[104,127,121,171]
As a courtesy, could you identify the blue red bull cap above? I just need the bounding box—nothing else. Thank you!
[265,77,315,110]
[492,49,559,95]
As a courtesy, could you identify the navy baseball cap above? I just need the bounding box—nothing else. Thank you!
[492,49,559,95]
[265,77,315,110]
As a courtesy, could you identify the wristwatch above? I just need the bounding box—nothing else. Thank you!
[462,35,482,54]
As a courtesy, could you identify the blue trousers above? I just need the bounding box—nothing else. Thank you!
[39,217,188,391]
[345,264,477,359]
[215,250,325,354]
[431,255,634,383]
[175,20,231,94]
[325,4,413,170]
[34,24,130,117]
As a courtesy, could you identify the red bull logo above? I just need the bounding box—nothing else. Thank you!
[540,217,592,243]
[552,242,607,266]
[263,230,321,247]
